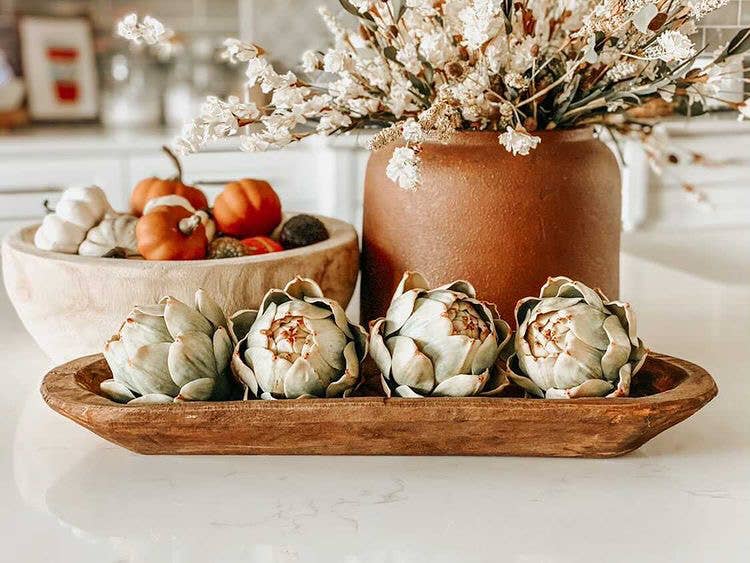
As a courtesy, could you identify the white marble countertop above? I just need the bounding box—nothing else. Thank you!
[1,235,749,562]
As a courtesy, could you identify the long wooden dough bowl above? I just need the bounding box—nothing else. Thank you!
[41,353,717,458]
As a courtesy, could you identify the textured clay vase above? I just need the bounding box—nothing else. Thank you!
[361,128,621,324]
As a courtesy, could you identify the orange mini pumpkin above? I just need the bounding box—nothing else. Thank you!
[130,146,208,217]
[213,179,282,238]
[136,205,208,260]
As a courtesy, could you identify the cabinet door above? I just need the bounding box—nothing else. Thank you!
[0,156,126,210]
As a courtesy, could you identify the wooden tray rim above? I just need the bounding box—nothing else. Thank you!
[41,352,718,416]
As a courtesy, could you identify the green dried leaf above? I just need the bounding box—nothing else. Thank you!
[714,27,750,64]
[393,0,407,22]
[406,72,431,97]
[383,45,398,62]
[339,0,375,22]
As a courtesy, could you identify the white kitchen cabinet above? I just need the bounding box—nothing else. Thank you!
[0,127,368,238]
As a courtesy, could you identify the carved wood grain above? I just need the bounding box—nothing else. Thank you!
[40,353,718,457]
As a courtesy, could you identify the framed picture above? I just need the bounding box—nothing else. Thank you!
[19,15,98,121]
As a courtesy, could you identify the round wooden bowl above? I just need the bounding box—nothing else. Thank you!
[2,215,359,363]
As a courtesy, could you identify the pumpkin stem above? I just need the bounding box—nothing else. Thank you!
[162,145,183,182]
[43,199,55,214]
[178,214,201,236]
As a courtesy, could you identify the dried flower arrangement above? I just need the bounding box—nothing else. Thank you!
[121,2,749,190]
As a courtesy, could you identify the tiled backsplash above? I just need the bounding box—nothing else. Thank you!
[693,1,750,50]
[0,0,747,70]
[1,0,239,36]
[3,0,749,53]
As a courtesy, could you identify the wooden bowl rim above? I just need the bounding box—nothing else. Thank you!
[2,214,357,267]
[41,353,718,417]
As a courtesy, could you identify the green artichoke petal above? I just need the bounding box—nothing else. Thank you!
[128,393,174,405]
[558,280,605,310]
[176,377,215,401]
[424,289,462,306]
[228,310,258,345]
[277,299,333,320]
[568,304,609,350]
[608,363,633,397]
[369,318,393,379]
[128,342,180,396]
[514,297,541,329]
[630,339,648,370]
[432,371,489,397]
[350,322,369,361]
[494,318,513,357]
[398,297,452,343]
[231,344,258,397]
[392,271,430,301]
[519,353,557,391]
[434,280,477,298]
[540,276,574,298]
[394,385,425,398]
[103,337,138,390]
[480,366,512,396]
[530,296,583,318]
[380,374,393,397]
[305,297,354,338]
[246,346,291,395]
[507,357,545,398]
[100,379,136,403]
[283,276,325,300]
[553,342,602,389]
[306,317,347,370]
[119,316,171,358]
[213,327,233,375]
[388,335,435,394]
[327,341,361,397]
[303,345,340,387]
[195,289,227,330]
[606,301,640,348]
[600,315,631,380]
[384,289,421,336]
[471,332,502,375]
[305,296,353,338]
[260,288,290,315]
[163,297,214,339]
[546,378,614,399]
[283,357,326,398]
[168,331,217,387]
[421,334,478,384]
[247,302,277,349]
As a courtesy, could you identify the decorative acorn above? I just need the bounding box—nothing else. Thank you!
[208,237,250,259]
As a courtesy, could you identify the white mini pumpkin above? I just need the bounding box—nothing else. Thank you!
[34,186,112,253]
[78,214,139,257]
[143,194,216,241]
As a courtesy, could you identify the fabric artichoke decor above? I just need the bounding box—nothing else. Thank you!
[101,290,233,404]
[508,277,648,399]
[229,277,368,399]
[370,272,512,398]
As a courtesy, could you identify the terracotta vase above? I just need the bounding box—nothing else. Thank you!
[361,128,621,324]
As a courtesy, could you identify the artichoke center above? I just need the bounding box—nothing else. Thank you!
[444,301,490,340]
[526,310,572,358]
[263,315,314,363]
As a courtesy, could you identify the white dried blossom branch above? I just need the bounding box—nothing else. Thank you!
[152,0,745,190]
[117,13,172,47]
